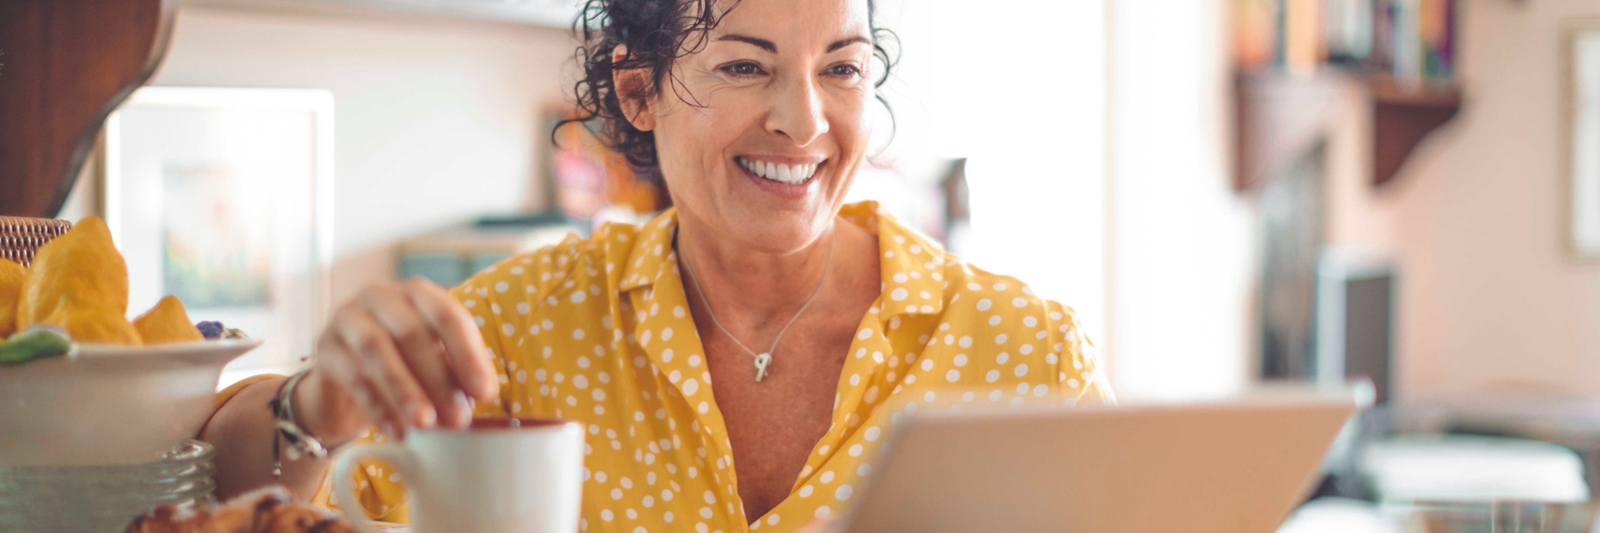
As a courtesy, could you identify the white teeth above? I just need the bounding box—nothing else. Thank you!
[739,157,819,184]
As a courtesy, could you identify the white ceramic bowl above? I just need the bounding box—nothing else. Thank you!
[0,340,261,466]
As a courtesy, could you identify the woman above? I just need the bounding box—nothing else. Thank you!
[201,0,1113,530]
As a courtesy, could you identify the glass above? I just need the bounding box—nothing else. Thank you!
[0,440,216,533]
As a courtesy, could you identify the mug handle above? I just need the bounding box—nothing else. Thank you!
[332,443,418,533]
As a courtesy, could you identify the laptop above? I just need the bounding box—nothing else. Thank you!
[833,388,1360,533]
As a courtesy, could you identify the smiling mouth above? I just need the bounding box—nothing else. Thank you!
[736,156,822,185]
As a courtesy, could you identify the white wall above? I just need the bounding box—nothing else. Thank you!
[883,0,1254,398]
[150,6,577,306]
[1108,0,1257,399]
[877,0,1109,346]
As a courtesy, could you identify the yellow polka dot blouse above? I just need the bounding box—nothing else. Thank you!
[320,201,1114,532]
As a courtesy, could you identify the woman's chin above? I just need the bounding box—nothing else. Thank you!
[721,216,831,255]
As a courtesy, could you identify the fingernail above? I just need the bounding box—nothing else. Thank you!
[408,402,436,427]
[380,421,398,440]
[453,390,473,428]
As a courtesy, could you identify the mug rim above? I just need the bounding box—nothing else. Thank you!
[411,417,582,435]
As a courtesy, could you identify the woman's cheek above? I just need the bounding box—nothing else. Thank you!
[831,87,871,128]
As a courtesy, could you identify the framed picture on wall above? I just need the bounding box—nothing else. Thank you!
[1564,20,1600,261]
[103,87,335,385]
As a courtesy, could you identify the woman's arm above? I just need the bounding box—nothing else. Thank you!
[201,367,375,500]
[202,377,317,500]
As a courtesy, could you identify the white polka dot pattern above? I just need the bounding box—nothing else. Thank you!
[319,201,1112,532]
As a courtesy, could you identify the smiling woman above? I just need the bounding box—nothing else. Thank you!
[198,0,1112,532]
[570,0,897,255]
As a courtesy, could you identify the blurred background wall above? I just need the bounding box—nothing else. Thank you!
[149,6,574,305]
[1108,0,1257,399]
[1379,0,1600,398]
[878,0,1111,367]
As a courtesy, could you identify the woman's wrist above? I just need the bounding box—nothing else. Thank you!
[290,369,367,450]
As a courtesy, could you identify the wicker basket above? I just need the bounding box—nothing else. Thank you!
[0,216,72,268]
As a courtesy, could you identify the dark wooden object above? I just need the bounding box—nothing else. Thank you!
[1233,71,1463,191]
[1371,77,1463,187]
[0,0,178,217]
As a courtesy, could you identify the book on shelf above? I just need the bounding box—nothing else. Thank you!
[1232,0,1456,87]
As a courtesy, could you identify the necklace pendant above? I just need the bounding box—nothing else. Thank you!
[753,352,772,382]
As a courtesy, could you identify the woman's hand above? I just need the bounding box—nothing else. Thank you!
[295,278,500,446]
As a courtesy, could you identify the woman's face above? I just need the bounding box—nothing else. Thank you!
[631,0,876,253]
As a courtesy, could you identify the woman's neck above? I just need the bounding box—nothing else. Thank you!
[674,211,878,330]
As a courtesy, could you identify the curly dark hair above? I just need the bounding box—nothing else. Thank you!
[560,0,900,172]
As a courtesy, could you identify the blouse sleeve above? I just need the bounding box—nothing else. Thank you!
[1045,300,1116,407]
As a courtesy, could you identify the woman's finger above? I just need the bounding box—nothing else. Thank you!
[325,320,407,437]
[315,334,400,439]
[359,285,463,427]
[404,278,499,401]
[334,306,436,431]
[349,374,400,439]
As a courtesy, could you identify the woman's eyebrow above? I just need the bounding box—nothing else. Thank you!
[713,34,873,54]
[716,34,776,53]
[827,36,871,52]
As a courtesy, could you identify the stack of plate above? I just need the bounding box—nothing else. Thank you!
[0,440,216,533]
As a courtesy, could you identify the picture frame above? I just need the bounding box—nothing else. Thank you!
[102,87,335,385]
[1563,20,1600,261]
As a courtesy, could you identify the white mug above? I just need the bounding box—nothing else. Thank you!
[332,417,585,533]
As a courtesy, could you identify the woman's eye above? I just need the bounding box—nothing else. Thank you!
[721,62,763,76]
[826,64,863,79]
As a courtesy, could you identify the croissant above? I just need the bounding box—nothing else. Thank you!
[125,486,357,533]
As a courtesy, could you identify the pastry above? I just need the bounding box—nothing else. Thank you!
[125,486,357,533]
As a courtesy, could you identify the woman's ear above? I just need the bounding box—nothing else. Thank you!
[612,45,657,132]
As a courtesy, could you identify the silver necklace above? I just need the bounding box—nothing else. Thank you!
[678,233,836,382]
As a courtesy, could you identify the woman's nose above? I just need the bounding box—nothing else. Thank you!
[766,75,830,147]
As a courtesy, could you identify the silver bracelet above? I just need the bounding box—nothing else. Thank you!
[270,371,331,477]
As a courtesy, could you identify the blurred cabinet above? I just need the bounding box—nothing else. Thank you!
[398,217,579,288]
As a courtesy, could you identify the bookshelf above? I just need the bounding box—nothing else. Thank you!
[1234,72,1462,191]
[1231,0,1464,191]
[1369,75,1462,187]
